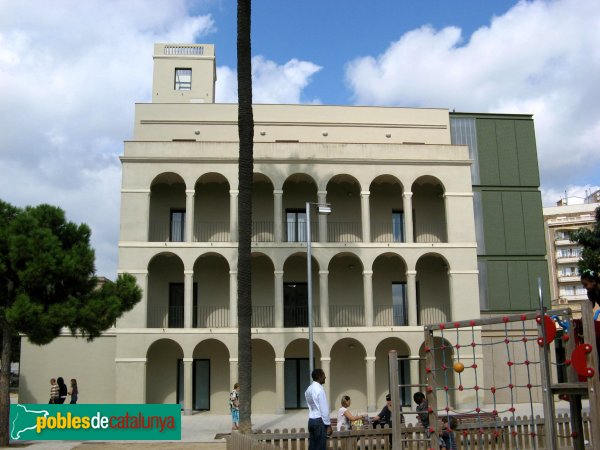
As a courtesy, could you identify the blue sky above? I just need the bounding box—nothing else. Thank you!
[0,0,599,277]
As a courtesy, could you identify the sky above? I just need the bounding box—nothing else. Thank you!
[0,0,599,278]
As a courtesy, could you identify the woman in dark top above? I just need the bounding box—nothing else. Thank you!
[56,377,68,404]
[69,379,79,404]
[581,269,600,307]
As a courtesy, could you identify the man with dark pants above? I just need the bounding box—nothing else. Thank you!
[305,368,332,450]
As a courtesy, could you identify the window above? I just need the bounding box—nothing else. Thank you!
[170,210,185,242]
[392,282,408,326]
[286,209,307,242]
[284,282,308,327]
[284,358,311,409]
[169,283,184,328]
[174,68,192,90]
[392,210,404,242]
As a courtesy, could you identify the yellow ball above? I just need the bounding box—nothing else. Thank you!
[453,362,465,373]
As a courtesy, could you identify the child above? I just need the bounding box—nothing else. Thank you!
[439,415,458,450]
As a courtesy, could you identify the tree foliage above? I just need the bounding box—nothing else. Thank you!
[0,199,142,446]
[571,206,600,275]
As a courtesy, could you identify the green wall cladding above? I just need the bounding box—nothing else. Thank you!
[477,118,540,187]
[480,189,546,256]
[485,259,550,311]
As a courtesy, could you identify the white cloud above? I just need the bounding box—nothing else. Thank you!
[216,56,321,103]
[0,0,215,277]
[345,0,600,204]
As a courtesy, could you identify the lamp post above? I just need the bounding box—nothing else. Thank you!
[306,201,332,376]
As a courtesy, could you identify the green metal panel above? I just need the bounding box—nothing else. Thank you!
[507,261,530,309]
[476,119,500,185]
[481,191,506,254]
[486,260,509,310]
[527,259,551,309]
[515,120,540,186]
[502,192,526,255]
[495,120,520,186]
[522,191,547,254]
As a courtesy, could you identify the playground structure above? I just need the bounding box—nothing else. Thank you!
[387,299,600,450]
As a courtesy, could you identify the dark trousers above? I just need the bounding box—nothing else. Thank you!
[308,418,327,450]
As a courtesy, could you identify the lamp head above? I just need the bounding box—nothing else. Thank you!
[317,204,332,215]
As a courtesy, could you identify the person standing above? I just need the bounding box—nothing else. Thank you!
[414,392,430,434]
[68,379,79,404]
[56,377,68,404]
[229,383,240,430]
[305,368,332,450]
[48,378,59,404]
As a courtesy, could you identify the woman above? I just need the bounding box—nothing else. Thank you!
[337,395,365,431]
[56,377,68,404]
[581,269,600,307]
[68,379,79,404]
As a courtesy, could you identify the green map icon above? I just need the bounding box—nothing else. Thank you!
[10,404,49,440]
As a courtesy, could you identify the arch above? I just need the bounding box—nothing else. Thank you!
[372,253,408,326]
[370,175,405,243]
[192,339,231,413]
[326,174,362,243]
[283,253,321,327]
[252,339,276,412]
[149,173,187,242]
[193,253,230,328]
[375,338,411,407]
[411,176,447,243]
[146,339,184,405]
[253,173,275,242]
[284,339,322,410]
[252,253,275,327]
[282,174,318,243]
[419,338,455,407]
[147,253,185,328]
[328,253,364,327]
[330,338,367,411]
[416,254,451,326]
[193,172,231,242]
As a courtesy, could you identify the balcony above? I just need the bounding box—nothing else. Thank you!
[251,222,274,242]
[194,222,230,242]
[556,256,581,264]
[329,305,364,327]
[373,305,408,326]
[558,274,580,283]
[283,306,321,327]
[327,222,362,243]
[149,221,183,242]
[147,306,230,328]
[252,306,274,327]
[415,222,447,243]
[371,223,404,243]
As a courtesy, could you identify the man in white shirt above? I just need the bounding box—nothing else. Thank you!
[304,368,332,450]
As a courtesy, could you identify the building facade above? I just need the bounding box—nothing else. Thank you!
[544,193,600,315]
[19,43,550,413]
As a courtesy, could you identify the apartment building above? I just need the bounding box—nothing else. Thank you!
[18,43,550,413]
[544,192,600,315]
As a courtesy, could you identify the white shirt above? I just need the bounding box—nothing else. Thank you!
[305,381,331,425]
[337,406,350,431]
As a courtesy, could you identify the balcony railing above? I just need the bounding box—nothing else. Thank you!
[329,305,364,327]
[194,222,230,242]
[418,306,450,326]
[252,305,274,327]
[148,221,184,242]
[414,222,447,243]
[147,306,184,328]
[285,222,318,243]
[373,304,408,326]
[327,222,362,243]
[283,306,321,327]
[193,306,229,328]
[371,223,404,243]
[251,221,274,242]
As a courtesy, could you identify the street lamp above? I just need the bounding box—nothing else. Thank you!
[306,201,332,376]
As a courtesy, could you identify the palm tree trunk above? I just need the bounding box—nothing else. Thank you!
[0,321,13,446]
[237,0,254,433]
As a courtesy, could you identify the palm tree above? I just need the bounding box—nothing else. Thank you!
[236,0,254,433]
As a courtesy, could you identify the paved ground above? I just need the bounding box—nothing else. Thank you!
[8,392,586,449]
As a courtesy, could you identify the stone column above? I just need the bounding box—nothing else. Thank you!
[365,356,376,412]
[229,358,238,392]
[274,189,283,242]
[409,355,421,403]
[230,270,238,327]
[360,191,371,243]
[402,192,413,243]
[317,190,328,242]
[230,189,239,241]
[319,270,329,328]
[363,270,373,327]
[320,357,331,407]
[406,270,418,326]
[184,270,194,328]
[275,357,285,414]
[183,357,193,415]
[185,189,195,242]
[274,270,284,328]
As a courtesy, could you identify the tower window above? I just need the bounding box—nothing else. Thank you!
[174,68,192,90]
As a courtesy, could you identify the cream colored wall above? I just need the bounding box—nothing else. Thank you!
[146,339,182,404]
[19,336,116,404]
[416,256,451,322]
[252,255,275,307]
[330,339,368,412]
[195,179,230,227]
[194,255,229,307]
[252,340,277,412]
